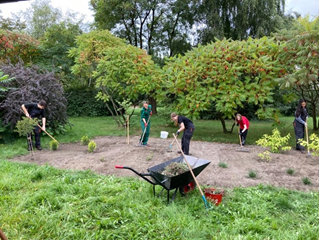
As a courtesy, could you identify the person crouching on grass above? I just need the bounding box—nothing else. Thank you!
[21,100,47,151]
[235,113,250,146]
[170,112,195,155]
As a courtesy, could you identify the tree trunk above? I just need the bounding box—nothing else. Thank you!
[148,96,157,114]
[311,102,318,130]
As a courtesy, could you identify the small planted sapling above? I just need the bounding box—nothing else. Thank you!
[256,128,291,161]
[88,140,97,153]
[50,140,59,151]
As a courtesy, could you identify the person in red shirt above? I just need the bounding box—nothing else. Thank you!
[235,113,250,146]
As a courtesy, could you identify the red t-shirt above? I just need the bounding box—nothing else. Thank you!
[238,116,250,130]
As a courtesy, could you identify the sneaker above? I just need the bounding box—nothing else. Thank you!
[143,144,150,147]
[300,149,305,154]
[36,146,42,151]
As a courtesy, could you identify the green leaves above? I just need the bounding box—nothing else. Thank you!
[160,37,283,120]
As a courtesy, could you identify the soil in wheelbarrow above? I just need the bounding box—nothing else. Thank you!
[9,136,319,192]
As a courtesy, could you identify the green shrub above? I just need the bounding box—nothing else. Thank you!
[256,128,291,161]
[256,128,291,153]
[50,140,59,151]
[299,133,319,156]
[302,177,311,185]
[218,162,228,168]
[88,140,97,153]
[81,135,90,145]
[287,168,295,175]
[248,170,257,178]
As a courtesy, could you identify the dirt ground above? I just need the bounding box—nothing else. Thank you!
[10,136,319,192]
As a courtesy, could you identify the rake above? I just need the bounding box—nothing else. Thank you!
[236,126,250,152]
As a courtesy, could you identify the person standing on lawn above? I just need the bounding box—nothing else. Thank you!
[140,101,152,146]
[293,99,308,153]
[21,100,47,151]
[170,112,195,155]
[235,113,250,146]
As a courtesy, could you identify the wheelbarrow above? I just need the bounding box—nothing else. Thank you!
[115,155,210,203]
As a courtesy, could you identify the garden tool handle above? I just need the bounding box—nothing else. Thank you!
[172,134,211,209]
[115,165,124,169]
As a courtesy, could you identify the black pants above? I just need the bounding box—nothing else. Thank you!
[182,127,194,155]
[27,125,41,148]
[240,129,248,145]
[294,121,305,150]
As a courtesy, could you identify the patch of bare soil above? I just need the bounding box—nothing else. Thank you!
[9,136,319,192]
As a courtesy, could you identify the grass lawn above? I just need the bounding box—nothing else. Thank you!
[1,113,318,239]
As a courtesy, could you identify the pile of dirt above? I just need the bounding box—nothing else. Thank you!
[9,135,319,191]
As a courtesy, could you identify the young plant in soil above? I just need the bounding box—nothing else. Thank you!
[256,128,291,161]
[248,170,257,178]
[14,117,38,136]
[286,168,295,175]
[161,162,188,177]
[302,177,311,185]
[81,135,90,145]
[50,140,59,151]
[218,162,228,168]
[88,140,97,153]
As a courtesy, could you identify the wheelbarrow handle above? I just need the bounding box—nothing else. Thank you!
[115,165,124,169]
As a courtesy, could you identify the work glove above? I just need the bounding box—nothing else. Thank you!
[304,122,308,127]
[176,130,179,136]
[144,123,147,127]
[238,132,242,136]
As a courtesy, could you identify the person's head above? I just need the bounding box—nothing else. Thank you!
[38,100,47,109]
[142,101,148,109]
[170,112,178,122]
[236,113,242,121]
[298,99,306,108]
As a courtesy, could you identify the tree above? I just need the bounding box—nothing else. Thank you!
[0,29,39,64]
[0,61,68,133]
[35,21,83,89]
[70,30,161,126]
[159,37,283,132]
[196,0,290,43]
[275,15,319,130]
[0,15,26,32]
[90,0,195,58]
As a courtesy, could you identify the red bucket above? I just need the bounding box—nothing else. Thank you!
[204,188,224,206]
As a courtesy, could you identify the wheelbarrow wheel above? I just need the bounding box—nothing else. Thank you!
[179,180,196,196]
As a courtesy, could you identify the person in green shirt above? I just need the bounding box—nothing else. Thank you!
[139,101,152,146]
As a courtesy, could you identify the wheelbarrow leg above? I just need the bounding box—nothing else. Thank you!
[171,188,179,202]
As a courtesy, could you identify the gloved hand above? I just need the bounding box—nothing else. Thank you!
[150,111,152,115]
[176,130,179,136]
[239,132,242,136]
[236,123,239,126]
[144,123,147,127]
[304,122,308,127]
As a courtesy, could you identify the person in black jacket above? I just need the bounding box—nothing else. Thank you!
[171,112,195,155]
[293,99,308,153]
[21,100,47,150]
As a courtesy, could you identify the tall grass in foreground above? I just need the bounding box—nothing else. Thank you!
[0,160,318,240]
